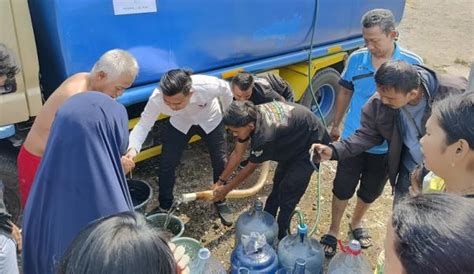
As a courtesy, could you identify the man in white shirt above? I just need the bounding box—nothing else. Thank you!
[123,69,234,225]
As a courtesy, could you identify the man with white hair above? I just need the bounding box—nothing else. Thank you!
[17,49,138,208]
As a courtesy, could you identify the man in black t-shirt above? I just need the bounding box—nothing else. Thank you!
[214,101,330,239]
[231,72,294,104]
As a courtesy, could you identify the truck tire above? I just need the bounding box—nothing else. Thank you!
[300,68,341,126]
[0,142,22,224]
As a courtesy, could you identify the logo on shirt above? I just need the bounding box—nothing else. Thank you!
[251,150,263,157]
[197,103,208,108]
[259,102,293,126]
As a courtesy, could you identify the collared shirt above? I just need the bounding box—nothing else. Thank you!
[339,43,423,154]
[248,101,329,163]
[128,75,233,152]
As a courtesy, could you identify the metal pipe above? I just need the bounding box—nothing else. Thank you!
[181,161,271,202]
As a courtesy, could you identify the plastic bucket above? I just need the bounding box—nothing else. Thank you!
[146,213,184,239]
[171,237,202,263]
[127,179,153,213]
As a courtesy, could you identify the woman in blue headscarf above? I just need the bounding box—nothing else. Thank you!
[22,91,133,274]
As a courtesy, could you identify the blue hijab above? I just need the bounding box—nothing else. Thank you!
[22,92,133,274]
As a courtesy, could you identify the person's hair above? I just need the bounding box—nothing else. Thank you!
[0,43,20,79]
[375,60,420,94]
[160,69,193,96]
[361,9,396,34]
[431,92,474,149]
[91,49,139,80]
[391,193,474,274]
[223,101,258,127]
[231,72,254,91]
[57,212,177,274]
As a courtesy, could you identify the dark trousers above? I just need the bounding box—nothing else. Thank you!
[158,121,227,209]
[394,165,411,204]
[332,152,388,204]
[264,157,314,239]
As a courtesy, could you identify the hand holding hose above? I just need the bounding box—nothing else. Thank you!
[310,143,333,162]
[212,184,231,202]
[121,148,137,175]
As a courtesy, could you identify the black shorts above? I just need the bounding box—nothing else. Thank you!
[332,152,388,203]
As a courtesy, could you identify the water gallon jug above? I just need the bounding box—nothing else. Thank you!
[230,232,279,273]
[277,223,324,274]
[327,240,372,274]
[275,258,311,274]
[235,199,278,246]
[238,267,250,273]
[193,248,226,274]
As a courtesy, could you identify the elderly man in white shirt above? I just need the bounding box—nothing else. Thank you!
[123,69,234,225]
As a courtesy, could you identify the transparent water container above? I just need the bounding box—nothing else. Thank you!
[277,224,324,274]
[193,248,226,274]
[231,232,279,273]
[276,258,311,274]
[327,240,372,274]
[235,199,278,247]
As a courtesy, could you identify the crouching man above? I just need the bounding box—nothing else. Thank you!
[213,101,330,239]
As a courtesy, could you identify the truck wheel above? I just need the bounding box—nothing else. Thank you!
[300,68,341,126]
[0,143,22,224]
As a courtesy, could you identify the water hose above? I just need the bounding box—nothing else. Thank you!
[181,161,271,202]
[306,0,326,237]
[287,209,306,235]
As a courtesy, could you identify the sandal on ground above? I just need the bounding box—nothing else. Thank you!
[351,227,372,248]
[320,234,338,257]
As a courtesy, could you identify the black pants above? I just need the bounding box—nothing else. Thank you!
[158,121,227,209]
[394,165,411,204]
[264,157,315,239]
[332,152,388,203]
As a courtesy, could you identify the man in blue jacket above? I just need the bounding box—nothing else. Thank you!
[320,9,423,256]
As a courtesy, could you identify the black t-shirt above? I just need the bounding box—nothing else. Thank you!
[250,74,295,105]
[248,101,330,163]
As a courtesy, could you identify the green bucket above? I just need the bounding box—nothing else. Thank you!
[171,237,202,263]
[146,213,184,240]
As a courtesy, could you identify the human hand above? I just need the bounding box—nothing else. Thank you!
[121,149,137,174]
[213,184,230,202]
[409,164,424,196]
[330,126,341,142]
[310,143,333,162]
[169,242,190,274]
[212,179,226,190]
[10,222,21,252]
[121,155,135,175]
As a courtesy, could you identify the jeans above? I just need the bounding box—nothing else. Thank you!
[0,233,19,274]
[158,121,227,209]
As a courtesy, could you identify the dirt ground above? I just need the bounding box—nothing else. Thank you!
[131,0,474,271]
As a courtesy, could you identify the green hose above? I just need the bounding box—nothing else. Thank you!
[306,0,325,237]
[287,209,306,235]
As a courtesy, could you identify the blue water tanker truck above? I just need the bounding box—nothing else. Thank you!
[0,0,406,219]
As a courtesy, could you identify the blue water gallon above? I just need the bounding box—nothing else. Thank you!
[231,232,279,273]
[277,224,324,274]
[276,258,311,274]
[235,199,278,247]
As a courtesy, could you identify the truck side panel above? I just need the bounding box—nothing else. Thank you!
[28,0,405,98]
[0,0,40,127]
